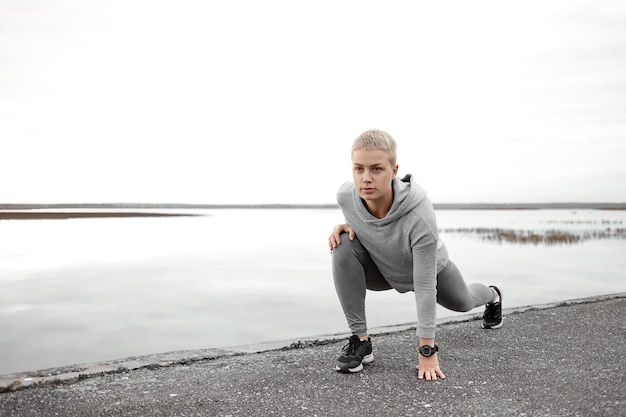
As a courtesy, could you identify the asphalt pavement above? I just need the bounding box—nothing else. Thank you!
[1,293,624,417]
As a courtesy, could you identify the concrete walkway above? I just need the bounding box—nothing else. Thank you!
[1,294,624,417]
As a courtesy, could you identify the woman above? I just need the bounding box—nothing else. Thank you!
[328,129,502,381]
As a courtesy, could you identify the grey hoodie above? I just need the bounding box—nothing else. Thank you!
[337,174,449,338]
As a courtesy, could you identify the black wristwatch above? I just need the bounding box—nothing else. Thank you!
[419,344,439,357]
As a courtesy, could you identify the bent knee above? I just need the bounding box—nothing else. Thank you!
[333,233,359,253]
[332,234,367,267]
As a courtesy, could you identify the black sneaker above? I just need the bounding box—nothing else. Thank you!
[334,335,374,373]
[482,286,503,329]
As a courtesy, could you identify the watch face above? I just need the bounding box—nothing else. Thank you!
[420,345,437,356]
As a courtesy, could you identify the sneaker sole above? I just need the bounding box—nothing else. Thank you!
[482,321,503,329]
[334,353,374,373]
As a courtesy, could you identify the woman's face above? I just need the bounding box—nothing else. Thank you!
[351,148,398,205]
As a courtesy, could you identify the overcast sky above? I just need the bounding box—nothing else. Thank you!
[2,0,625,204]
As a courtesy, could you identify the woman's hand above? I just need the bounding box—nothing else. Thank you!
[416,354,446,381]
[328,224,355,250]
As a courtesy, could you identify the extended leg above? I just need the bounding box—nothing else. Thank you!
[436,261,494,312]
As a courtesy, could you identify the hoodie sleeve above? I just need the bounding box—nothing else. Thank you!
[412,241,438,339]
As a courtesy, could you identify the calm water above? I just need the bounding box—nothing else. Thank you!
[1,208,625,375]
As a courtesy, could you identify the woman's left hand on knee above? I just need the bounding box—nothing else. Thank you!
[328,224,355,250]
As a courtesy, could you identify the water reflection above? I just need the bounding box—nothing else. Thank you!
[440,227,626,245]
[1,208,625,375]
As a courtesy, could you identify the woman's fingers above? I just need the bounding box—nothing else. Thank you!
[416,364,446,381]
[328,224,354,249]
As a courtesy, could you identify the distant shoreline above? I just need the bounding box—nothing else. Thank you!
[1,203,625,211]
[1,202,625,220]
[0,212,200,220]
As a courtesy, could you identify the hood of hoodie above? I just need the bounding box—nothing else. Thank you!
[351,173,427,226]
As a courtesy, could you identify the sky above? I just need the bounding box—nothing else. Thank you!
[1,0,625,205]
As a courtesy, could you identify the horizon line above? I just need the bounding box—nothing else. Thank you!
[1,202,625,210]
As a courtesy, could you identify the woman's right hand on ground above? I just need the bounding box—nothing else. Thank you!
[416,355,446,381]
[328,224,355,250]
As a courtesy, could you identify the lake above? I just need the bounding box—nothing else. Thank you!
[0,208,624,375]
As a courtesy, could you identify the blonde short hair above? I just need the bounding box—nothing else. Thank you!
[352,129,397,166]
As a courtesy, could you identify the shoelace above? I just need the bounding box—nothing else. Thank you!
[341,338,357,354]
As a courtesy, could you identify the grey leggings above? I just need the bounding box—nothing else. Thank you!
[332,234,494,335]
